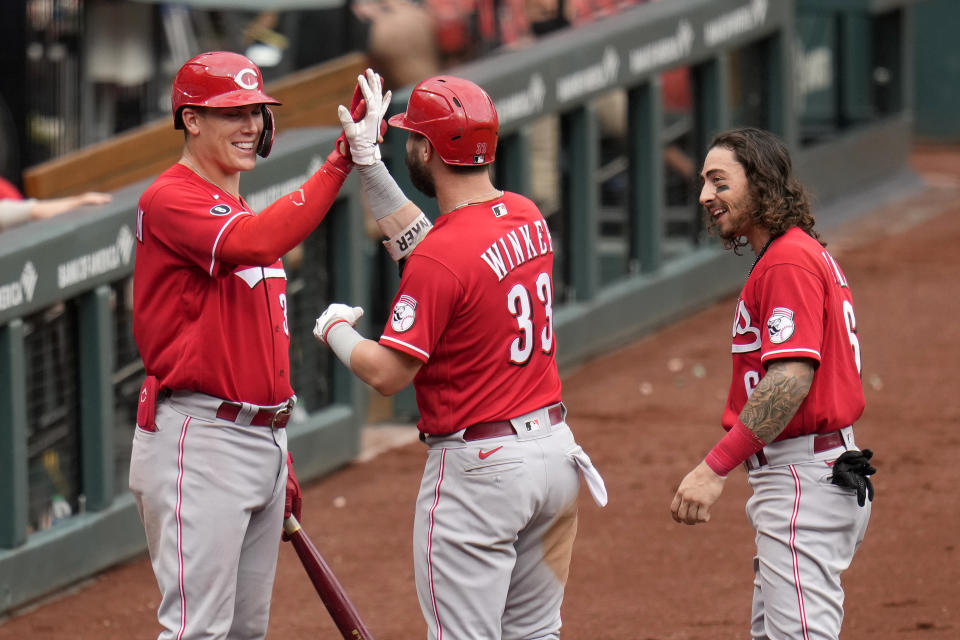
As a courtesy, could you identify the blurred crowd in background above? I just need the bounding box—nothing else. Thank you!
[0,0,655,211]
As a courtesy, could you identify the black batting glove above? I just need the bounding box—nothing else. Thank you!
[830,448,876,507]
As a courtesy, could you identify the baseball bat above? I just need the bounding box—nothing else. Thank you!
[283,515,376,640]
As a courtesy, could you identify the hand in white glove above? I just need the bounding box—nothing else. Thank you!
[314,303,365,344]
[337,68,391,166]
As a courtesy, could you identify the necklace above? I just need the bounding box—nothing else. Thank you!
[747,235,775,277]
[448,189,503,212]
[180,158,239,201]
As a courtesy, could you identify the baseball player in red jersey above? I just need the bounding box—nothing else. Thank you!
[316,73,607,639]
[128,54,412,639]
[671,127,876,639]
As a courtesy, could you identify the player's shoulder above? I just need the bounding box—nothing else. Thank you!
[144,164,191,191]
[450,191,544,233]
[748,229,830,286]
[766,227,824,264]
[141,164,194,205]
[398,214,447,272]
[498,190,541,216]
[419,192,537,249]
[140,164,237,216]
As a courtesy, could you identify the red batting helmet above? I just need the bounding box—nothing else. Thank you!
[172,51,281,157]
[388,76,498,166]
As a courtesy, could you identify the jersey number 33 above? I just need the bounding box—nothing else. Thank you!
[507,271,554,365]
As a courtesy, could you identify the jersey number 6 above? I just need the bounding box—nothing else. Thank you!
[507,272,554,365]
[843,299,861,375]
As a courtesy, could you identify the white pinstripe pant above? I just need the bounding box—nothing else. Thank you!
[129,393,288,640]
[745,432,871,640]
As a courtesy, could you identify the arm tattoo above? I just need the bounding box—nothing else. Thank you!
[740,360,815,444]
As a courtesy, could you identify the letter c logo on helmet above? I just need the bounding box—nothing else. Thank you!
[234,68,260,91]
[388,76,499,166]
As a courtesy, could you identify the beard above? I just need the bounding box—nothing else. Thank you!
[705,195,754,241]
[702,194,758,254]
[405,148,436,198]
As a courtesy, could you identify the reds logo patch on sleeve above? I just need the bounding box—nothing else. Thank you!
[391,294,417,332]
[767,307,796,344]
[210,204,232,216]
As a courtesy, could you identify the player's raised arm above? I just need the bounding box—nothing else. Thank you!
[338,68,433,263]
[218,132,358,266]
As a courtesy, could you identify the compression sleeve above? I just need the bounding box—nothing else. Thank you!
[220,155,349,266]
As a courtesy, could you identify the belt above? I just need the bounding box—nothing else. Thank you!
[216,401,292,428]
[753,430,846,467]
[812,430,845,453]
[462,404,564,441]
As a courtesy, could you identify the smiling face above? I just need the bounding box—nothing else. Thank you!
[699,145,756,243]
[184,104,264,177]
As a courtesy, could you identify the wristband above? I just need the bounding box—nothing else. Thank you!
[357,161,408,220]
[383,212,433,262]
[704,421,766,476]
[326,321,364,369]
[321,319,347,344]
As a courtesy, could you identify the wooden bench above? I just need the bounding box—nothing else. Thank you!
[23,52,368,198]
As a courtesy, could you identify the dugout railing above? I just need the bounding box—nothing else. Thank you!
[0,0,921,616]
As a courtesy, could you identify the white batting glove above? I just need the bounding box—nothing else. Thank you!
[337,69,391,166]
[314,303,365,345]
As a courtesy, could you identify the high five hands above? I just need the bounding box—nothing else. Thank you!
[338,68,392,166]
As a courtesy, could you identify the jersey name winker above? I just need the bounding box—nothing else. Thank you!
[480,218,554,281]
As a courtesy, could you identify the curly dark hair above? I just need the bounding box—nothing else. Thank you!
[706,127,823,252]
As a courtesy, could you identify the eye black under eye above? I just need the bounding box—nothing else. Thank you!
[716,185,729,192]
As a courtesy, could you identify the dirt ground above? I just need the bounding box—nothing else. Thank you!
[1,144,958,639]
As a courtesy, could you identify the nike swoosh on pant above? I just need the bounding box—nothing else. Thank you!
[478,446,503,460]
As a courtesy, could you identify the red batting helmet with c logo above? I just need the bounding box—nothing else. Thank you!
[388,76,498,166]
[172,51,281,157]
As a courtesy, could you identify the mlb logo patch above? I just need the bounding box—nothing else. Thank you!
[473,154,485,164]
[492,203,507,218]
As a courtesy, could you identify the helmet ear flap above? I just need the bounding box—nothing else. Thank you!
[257,105,275,158]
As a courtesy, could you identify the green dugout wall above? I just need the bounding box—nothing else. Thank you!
[912,0,960,140]
[0,0,921,615]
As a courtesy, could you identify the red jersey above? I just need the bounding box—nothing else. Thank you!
[380,191,562,435]
[724,227,864,438]
[133,164,293,405]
